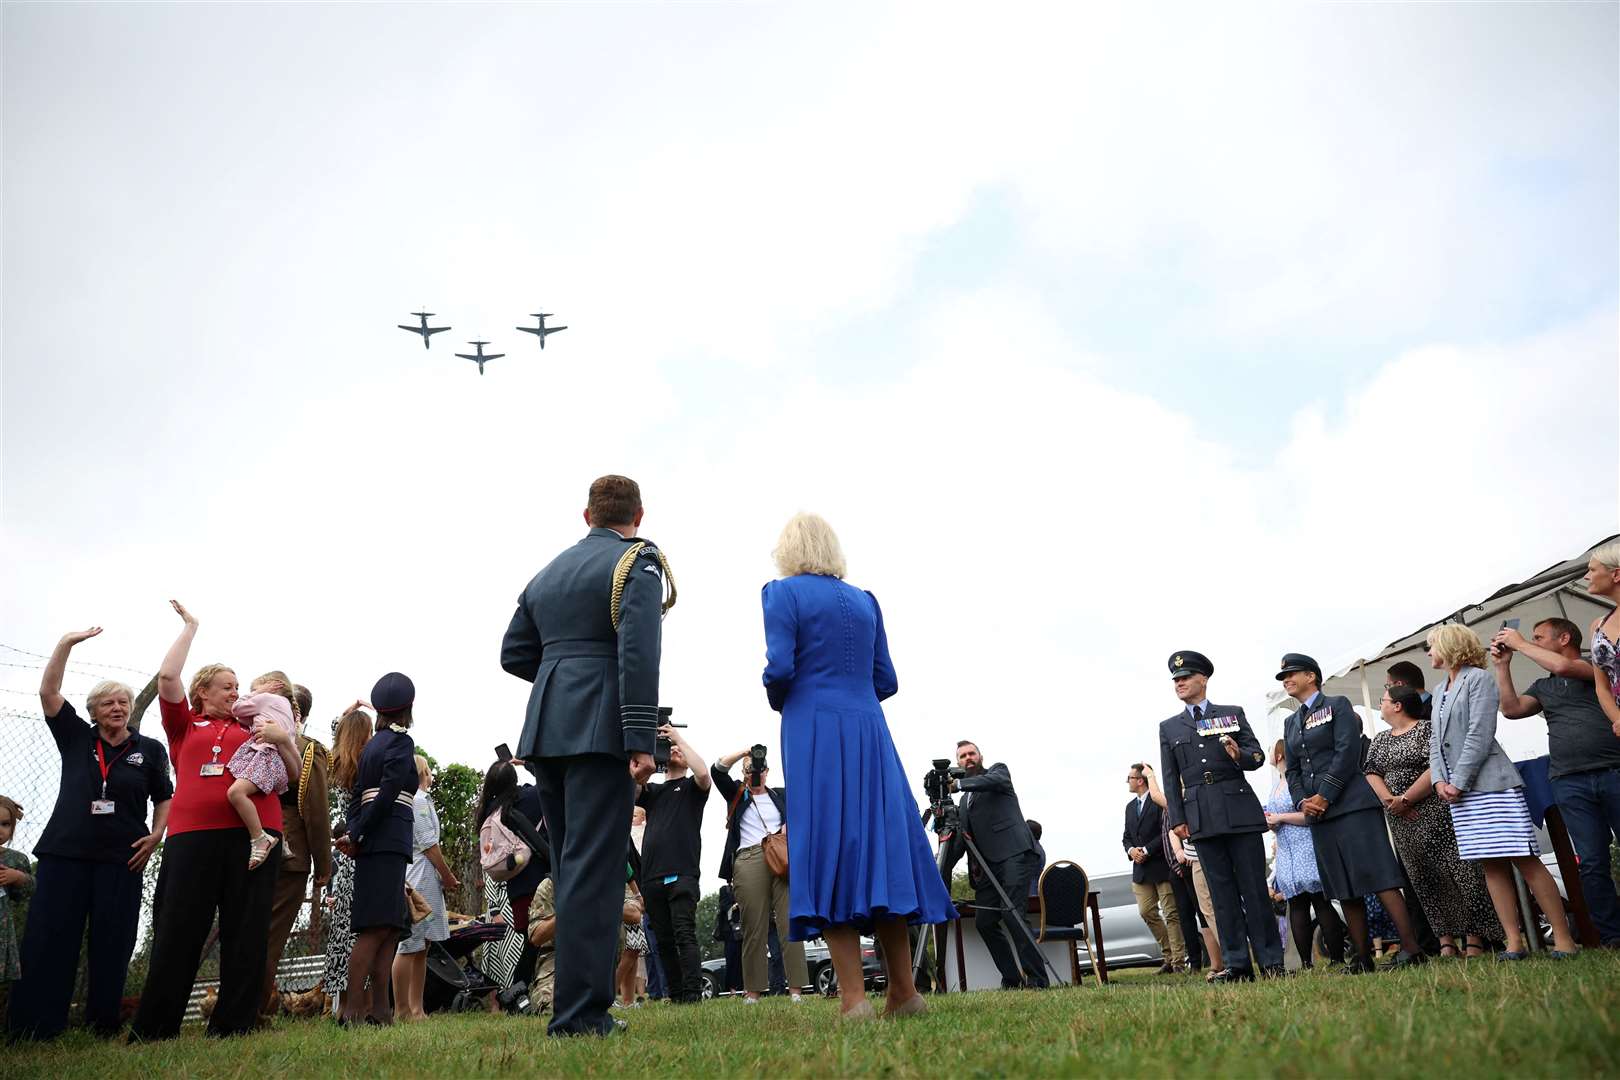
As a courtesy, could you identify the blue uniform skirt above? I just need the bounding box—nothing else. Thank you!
[350,852,410,932]
[1309,807,1405,900]
[1450,787,1540,861]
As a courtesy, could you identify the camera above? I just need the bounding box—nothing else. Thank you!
[652,707,683,770]
[922,758,965,804]
[748,743,768,785]
[496,980,534,1015]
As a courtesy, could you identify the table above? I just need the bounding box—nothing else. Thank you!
[930,890,1108,990]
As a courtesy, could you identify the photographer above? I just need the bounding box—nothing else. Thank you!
[635,723,711,1003]
[938,741,1049,989]
[712,745,807,1003]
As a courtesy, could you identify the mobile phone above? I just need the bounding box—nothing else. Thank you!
[495,743,513,763]
[1501,618,1520,632]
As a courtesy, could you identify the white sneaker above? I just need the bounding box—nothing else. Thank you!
[742,996,760,1005]
[790,993,804,1004]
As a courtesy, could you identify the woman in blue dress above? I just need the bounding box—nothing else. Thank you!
[1264,740,1345,968]
[761,513,953,1021]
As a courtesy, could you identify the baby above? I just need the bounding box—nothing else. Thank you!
[228,676,298,868]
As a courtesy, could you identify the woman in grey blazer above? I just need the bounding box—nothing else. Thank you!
[1427,624,1578,959]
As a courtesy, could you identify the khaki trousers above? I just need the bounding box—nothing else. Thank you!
[1132,879,1186,966]
[734,845,809,994]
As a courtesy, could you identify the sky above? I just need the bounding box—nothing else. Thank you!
[2,3,1616,890]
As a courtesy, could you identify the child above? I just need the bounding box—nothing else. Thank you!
[228,675,299,868]
[0,795,35,987]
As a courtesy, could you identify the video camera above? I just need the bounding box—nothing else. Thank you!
[652,707,683,771]
[921,758,966,835]
[747,743,768,786]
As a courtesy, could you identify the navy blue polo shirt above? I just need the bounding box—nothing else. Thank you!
[34,702,173,863]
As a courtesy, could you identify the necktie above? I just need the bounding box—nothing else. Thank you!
[1193,706,1203,724]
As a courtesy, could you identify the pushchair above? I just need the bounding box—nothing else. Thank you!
[423,919,508,1014]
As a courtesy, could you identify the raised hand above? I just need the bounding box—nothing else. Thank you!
[60,627,104,647]
[170,600,198,627]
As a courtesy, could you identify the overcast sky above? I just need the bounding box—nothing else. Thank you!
[3,3,1616,888]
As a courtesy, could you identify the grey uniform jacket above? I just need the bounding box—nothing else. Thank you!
[1283,694,1382,818]
[1430,665,1523,793]
[1158,704,1267,840]
[501,527,665,759]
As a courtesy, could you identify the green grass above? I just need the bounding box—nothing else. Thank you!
[11,952,1620,1078]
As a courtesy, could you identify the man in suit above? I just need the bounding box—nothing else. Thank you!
[258,684,332,1020]
[1124,763,1185,973]
[1158,651,1283,981]
[501,474,674,1037]
[940,740,1049,988]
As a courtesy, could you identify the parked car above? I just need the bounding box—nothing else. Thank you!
[698,937,886,999]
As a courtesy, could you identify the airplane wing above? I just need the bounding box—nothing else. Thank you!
[544,325,568,335]
[398,324,423,334]
[426,326,450,336]
[455,353,477,361]
[485,353,505,361]
[516,326,540,335]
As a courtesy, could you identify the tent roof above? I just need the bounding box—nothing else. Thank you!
[1322,535,1619,709]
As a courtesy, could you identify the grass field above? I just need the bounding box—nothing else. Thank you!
[11,952,1620,1079]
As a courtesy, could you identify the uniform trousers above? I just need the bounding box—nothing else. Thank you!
[130,827,279,1040]
[534,753,635,1036]
[7,855,144,1039]
[1191,831,1282,973]
[1131,879,1186,966]
[260,865,312,1015]
[733,844,809,994]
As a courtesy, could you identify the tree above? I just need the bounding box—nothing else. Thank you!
[695,890,722,961]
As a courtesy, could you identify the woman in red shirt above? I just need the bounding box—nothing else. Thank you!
[129,601,298,1041]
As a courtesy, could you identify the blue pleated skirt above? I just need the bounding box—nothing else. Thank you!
[781,703,956,942]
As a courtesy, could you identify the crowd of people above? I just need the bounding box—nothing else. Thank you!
[2,476,1617,1042]
[1119,542,1620,980]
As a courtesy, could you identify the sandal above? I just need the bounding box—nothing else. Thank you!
[248,833,281,869]
[1439,944,1459,959]
[1464,944,1486,959]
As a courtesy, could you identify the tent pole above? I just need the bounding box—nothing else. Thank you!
[1357,662,1372,711]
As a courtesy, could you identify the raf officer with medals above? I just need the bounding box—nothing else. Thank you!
[1157,651,1283,981]
[501,474,675,1037]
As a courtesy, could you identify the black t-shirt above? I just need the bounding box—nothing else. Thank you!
[1527,675,1620,779]
[35,701,174,863]
[636,772,709,879]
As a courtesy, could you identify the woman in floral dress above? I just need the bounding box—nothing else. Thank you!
[1365,686,1501,956]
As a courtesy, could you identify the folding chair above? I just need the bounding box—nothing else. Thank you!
[1036,860,1098,985]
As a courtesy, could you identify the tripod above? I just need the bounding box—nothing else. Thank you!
[912,798,1065,988]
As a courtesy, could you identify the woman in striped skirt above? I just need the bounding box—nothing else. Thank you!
[1426,624,1579,960]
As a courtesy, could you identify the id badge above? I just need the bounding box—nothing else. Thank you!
[91,799,116,815]
[200,762,225,777]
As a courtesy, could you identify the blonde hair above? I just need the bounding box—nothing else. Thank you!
[772,513,847,579]
[188,664,236,712]
[414,754,432,786]
[1594,540,1620,572]
[1426,623,1487,669]
[331,707,373,791]
[86,680,134,721]
[252,670,300,721]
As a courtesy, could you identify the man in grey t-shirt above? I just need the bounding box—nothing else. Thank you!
[1494,617,1620,946]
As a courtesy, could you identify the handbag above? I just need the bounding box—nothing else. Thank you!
[405,884,432,925]
[753,799,788,879]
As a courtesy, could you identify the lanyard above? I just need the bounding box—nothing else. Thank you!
[95,738,133,799]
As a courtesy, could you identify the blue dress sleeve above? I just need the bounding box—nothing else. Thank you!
[761,581,797,712]
[867,590,898,701]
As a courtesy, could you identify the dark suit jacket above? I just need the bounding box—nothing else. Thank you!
[1158,703,1267,840]
[710,763,788,882]
[1284,693,1382,818]
[940,763,1036,876]
[1123,795,1169,884]
[346,728,418,856]
[501,527,666,759]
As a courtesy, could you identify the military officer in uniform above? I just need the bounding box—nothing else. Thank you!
[501,474,675,1037]
[1158,651,1283,981]
[1277,653,1424,972]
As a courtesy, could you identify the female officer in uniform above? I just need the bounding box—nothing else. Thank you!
[334,672,419,1026]
[1277,653,1425,972]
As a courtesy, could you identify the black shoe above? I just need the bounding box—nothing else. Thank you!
[1156,963,1177,975]
[1390,950,1427,970]
[1210,968,1254,984]
[1261,965,1288,979]
[1340,955,1374,975]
